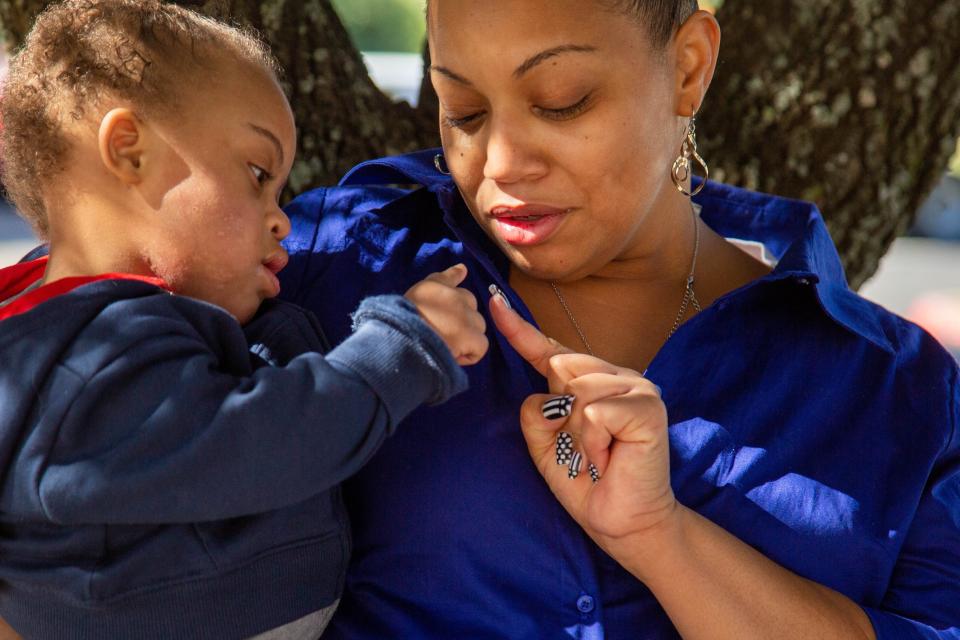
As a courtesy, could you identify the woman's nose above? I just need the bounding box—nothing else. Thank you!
[482,116,548,185]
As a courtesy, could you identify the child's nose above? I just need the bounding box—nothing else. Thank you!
[268,204,291,241]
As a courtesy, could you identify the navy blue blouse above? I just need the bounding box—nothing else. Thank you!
[280,150,960,639]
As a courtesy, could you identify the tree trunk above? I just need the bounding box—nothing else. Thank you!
[2,0,959,288]
[700,0,960,288]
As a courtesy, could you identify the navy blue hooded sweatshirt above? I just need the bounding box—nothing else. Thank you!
[0,259,467,639]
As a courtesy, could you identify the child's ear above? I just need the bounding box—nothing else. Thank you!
[98,108,146,185]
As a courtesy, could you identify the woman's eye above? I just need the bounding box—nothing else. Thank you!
[442,111,485,131]
[536,94,592,121]
[440,95,591,130]
[250,164,272,186]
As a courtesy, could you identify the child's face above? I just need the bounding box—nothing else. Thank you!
[137,63,297,324]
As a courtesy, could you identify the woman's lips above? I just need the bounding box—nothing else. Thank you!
[489,205,571,246]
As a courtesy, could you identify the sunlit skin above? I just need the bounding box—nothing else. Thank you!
[429,2,877,638]
[429,0,770,371]
[431,1,683,282]
[42,60,296,325]
[37,55,487,360]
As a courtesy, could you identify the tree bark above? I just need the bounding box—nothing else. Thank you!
[2,0,959,287]
[700,0,960,288]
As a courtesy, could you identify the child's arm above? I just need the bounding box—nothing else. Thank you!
[13,273,483,526]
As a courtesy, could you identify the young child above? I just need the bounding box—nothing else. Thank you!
[0,2,487,638]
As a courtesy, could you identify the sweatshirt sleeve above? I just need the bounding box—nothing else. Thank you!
[32,294,467,525]
[862,368,960,639]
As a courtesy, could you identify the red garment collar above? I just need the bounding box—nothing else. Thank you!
[0,256,170,321]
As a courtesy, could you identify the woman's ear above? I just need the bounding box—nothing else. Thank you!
[672,10,721,116]
[98,108,146,185]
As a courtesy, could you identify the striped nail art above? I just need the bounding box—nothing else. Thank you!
[568,451,583,479]
[488,284,512,309]
[556,432,574,465]
[588,463,600,483]
[542,395,575,420]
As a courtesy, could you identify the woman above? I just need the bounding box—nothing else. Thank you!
[280,1,960,637]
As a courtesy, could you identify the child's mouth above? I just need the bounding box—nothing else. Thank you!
[261,252,288,297]
[262,252,289,276]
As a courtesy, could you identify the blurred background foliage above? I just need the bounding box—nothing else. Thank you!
[330,0,426,53]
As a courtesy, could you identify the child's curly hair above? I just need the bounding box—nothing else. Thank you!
[0,0,280,238]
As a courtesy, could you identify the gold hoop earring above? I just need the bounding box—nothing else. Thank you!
[671,112,709,197]
[434,154,451,175]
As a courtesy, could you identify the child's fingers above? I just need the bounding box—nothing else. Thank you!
[458,286,480,312]
[424,263,468,288]
[455,331,489,366]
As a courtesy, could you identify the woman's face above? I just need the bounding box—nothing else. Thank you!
[428,0,699,281]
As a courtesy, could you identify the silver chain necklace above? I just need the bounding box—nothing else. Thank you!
[550,204,702,357]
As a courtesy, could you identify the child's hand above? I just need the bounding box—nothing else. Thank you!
[405,264,488,365]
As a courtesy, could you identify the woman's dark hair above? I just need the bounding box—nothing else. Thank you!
[613,1,700,49]
[0,0,279,238]
[428,1,700,51]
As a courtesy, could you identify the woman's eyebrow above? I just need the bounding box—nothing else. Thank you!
[430,44,598,87]
[513,44,597,78]
[247,123,284,166]
[429,65,473,87]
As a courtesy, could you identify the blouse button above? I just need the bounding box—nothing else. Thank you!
[576,595,595,614]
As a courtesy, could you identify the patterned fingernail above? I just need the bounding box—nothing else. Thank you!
[488,284,512,309]
[556,432,574,465]
[568,451,583,479]
[542,395,575,420]
[588,463,600,483]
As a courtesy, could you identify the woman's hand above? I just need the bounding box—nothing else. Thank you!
[406,264,489,365]
[490,290,876,640]
[489,291,677,547]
